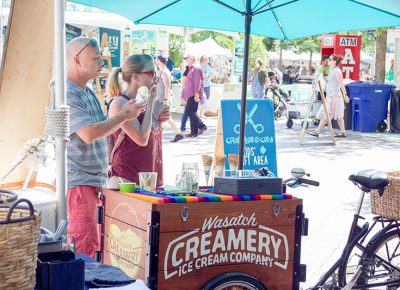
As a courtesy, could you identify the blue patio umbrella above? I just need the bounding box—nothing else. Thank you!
[70,0,400,169]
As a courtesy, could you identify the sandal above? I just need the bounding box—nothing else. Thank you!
[307,130,319,137]
[335,133,347,138]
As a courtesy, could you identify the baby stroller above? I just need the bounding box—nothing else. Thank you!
[266,71,291,120]
[285,84,321,129]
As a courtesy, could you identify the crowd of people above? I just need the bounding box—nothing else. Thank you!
[66,35,355,258]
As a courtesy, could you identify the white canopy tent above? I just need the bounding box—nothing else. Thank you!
[186,37,232,57]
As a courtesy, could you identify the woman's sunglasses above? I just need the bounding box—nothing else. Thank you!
[137,71,156,78]
[76,39,98,57]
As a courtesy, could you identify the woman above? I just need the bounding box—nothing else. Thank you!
[199,55,212,117]
[308,54,350,138]
[154,55,184,143]
[250,58,269,99]
[107,54,164,187]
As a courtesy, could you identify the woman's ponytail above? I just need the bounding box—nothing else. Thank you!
[107,67,122,98]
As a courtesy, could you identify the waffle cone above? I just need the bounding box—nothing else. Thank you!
[228,154,239,167]
[201,154,213,167]
[215,155,226,166]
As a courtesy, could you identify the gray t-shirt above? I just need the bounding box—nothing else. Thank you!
[67,81,108,189]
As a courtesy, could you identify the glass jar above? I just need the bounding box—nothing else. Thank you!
[181,162,199,192]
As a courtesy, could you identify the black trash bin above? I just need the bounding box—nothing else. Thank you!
[390,89,400,133]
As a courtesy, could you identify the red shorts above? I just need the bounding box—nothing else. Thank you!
[67,185,102,258]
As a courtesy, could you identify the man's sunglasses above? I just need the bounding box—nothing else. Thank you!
[76,39,98,57]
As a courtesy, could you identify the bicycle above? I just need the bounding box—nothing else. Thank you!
[310,169,400,289]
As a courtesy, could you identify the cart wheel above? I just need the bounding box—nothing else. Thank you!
[275,111,282,119]
[301,120,309,129]
[313,119,320,126]
[286,119,293,128]
[201,272,267,290]
[377,120,387,132]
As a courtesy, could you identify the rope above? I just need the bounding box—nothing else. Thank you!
[45,79,70,141]
[0,137,48,183]
[45,105,70,140]
[0,79,70,184]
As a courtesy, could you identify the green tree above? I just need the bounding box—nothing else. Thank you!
[276,40,295,70]
[262,37,275,51]
[293,36,320,73]
[248,35,268,69]
[215,35,235,52]
[168,34,184,68]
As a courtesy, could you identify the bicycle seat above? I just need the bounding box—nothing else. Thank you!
[349,169,389,194]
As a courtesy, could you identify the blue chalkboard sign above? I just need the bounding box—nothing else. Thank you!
[99,27,121,68]
[221,99,278,176]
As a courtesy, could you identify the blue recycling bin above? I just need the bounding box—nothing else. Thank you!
[347,82,395,132]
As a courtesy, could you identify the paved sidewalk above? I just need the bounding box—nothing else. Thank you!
[161,113,400,288]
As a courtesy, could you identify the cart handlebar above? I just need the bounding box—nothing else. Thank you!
[282,168,319,192]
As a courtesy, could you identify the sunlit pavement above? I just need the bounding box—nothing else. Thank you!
[162,112,400,288]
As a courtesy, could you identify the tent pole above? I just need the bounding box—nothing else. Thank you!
[238,0,252,170]
[54,0,67,224]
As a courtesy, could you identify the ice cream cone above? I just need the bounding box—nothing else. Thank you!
[228,154,239,176]
[203,166,211,185]
[215,156,226,177]
[201,155,213,185]
[215,166,225,177]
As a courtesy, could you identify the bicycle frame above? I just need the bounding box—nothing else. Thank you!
[312,189,400,289]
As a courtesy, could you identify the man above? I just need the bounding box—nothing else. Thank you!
[314,55,330,100]
[66,37,144,258]
[181,54,207,137]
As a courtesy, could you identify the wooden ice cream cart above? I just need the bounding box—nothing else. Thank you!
[100,189,307,290]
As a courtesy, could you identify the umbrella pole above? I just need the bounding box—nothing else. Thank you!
[54,0,68,223]
[238,0,252,170]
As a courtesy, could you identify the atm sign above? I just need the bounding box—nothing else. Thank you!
[340,37,358,46]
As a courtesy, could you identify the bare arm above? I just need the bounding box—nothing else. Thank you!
[161,71,171,100]
[109,87,157,146]
[335,70,350,103]
[76,99,144,144]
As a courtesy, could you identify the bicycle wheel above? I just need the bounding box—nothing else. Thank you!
[202,272,267,290]
[341,229,400,289]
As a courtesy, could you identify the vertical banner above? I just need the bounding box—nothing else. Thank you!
[234,39,244,76]
[99,27,121,68]
[221,99,278,176]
